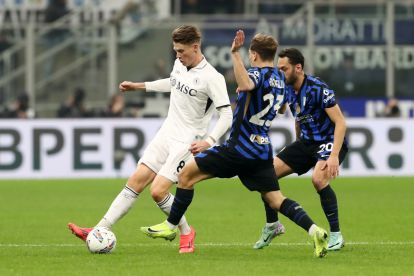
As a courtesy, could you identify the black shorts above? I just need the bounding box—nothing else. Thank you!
[195,145,279,192]
[277,140,348,175]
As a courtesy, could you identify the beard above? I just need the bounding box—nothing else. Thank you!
[286,74,297,85]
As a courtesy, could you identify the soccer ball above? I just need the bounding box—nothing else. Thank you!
[86,227,117,254]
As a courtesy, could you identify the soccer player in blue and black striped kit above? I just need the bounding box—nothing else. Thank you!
[254,48,348,251]
[142,31,329,257]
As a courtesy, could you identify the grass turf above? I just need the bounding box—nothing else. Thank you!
[0,177,413,275]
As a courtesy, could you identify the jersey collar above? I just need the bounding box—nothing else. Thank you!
[192,56,208,70]
[298,74,308,94]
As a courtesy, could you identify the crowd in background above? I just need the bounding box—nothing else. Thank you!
[177,0,301,14]
[0,82,402,120]
[0,1,410,119]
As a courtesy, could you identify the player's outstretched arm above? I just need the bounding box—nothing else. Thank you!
[119,78,171,93]
[119,81,145,92]
[231,30,255,92]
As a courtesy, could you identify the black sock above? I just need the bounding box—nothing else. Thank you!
[167,188,194,226]
[262,196,279,223]
[319,185,340,232]
[279,198,314,232]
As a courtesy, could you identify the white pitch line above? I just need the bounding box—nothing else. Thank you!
[0,241,413,247]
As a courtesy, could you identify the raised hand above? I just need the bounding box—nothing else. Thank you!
[231,30,245,53]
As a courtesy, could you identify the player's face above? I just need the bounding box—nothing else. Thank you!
[277,57,300,85]
[173,42,198,67]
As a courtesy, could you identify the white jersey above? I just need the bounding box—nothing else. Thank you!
[146,58,230,143]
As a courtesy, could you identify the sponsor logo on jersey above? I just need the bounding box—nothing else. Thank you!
[170,77,198,96]
[296,114,314,123]
[322,88,335,103]
[249,134,270,145]
[323,93,335,103]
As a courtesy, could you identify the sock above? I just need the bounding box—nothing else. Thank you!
[165,220,177,230]
[167,188,194,226]
[262,196,279,224]
[318,185,340,232]
[308,224,317,236]
[96,185,139,229]
[279,198,314,232]
[157,193,191,235]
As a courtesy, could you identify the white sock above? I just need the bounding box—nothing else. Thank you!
[308,224,317,236]
[96,185,139,229]
[157,193,191,235]
[165,220,177,230]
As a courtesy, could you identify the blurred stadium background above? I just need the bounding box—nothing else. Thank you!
[0,0,413,178]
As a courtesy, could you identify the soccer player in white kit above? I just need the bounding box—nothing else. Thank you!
[68,25,233,253]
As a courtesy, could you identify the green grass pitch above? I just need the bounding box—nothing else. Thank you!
[1,177,413,275]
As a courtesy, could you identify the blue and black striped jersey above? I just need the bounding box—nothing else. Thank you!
[285,75,337,142]
[227,67,285,160]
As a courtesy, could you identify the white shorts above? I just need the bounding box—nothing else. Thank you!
[138,130,194,182]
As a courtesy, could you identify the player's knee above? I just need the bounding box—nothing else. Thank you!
[311,174,328,191]
[149,185,168,202]
[267,200,280,210]
[263,191,285,210]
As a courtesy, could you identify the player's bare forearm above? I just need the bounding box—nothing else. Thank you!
[331,121,346,157]
[326,105,347,157]
[119,81,145,92]
[325,105,347,178]
[323,123,344,178]
[231,30,254,91]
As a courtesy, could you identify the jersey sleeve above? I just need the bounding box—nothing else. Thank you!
[145,78,171,92]
[319,86,337,109]
[207,73,230,108]
[247,68,262,90]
